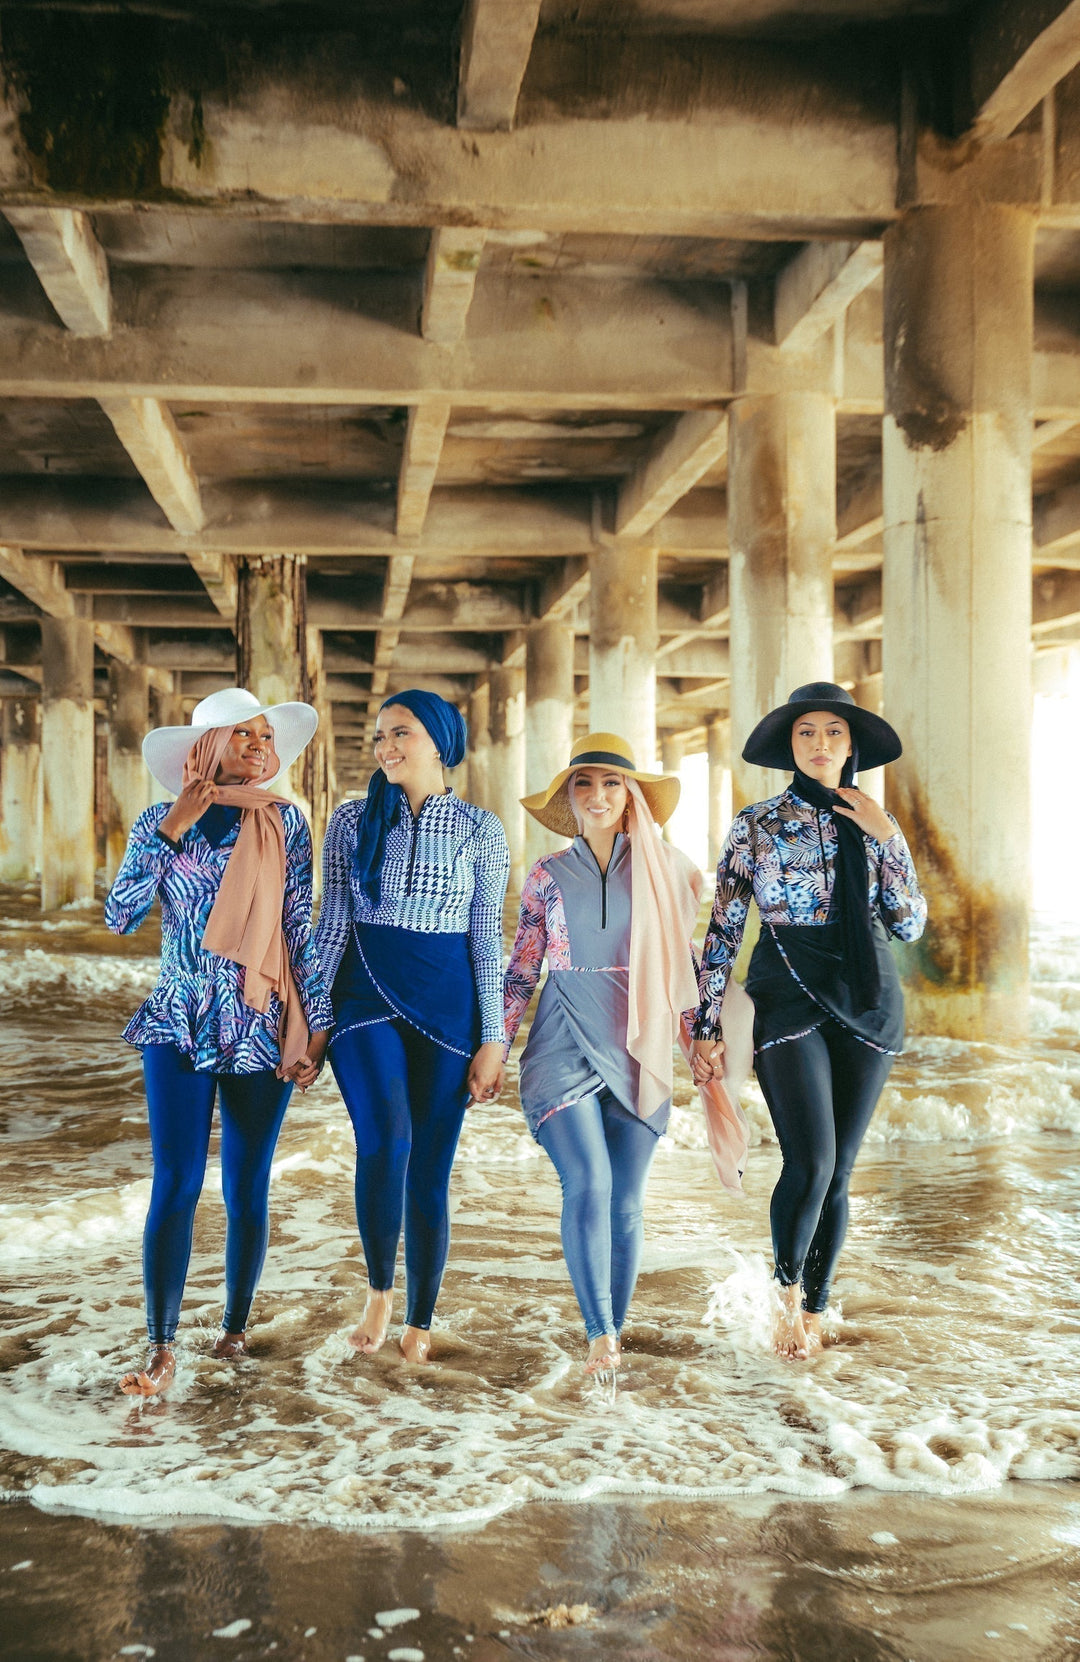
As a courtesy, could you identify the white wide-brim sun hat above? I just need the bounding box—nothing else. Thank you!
[142,687,319,795]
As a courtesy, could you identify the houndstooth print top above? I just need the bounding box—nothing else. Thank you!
[314,790,511,1046]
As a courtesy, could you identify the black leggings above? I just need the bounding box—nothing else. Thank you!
[753,1021,893,1314]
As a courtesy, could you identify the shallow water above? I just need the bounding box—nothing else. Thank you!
[0,891,1078,1541]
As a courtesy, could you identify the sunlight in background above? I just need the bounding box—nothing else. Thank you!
[667,749,712,871]
[1033,648,1080,920]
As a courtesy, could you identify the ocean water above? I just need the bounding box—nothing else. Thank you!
[0,897,1078,1539]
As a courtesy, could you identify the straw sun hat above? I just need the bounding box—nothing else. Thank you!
[521,732,681,838]
[142,687,318,795]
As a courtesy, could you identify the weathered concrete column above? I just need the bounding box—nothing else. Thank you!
[707,716,731,871]
[303,626,335,871]
[589,542,658,768]
[40,614,96,909]
[0,696,41,882]
[660,734,683,842]
[150,678,184,732]
[526,620,575,864]
[489,665,526,893]
[883,202,1035,1042]
[238,555,309,805]
[728,393,836,810]
[467,681,492,812]
[106,658,152,881]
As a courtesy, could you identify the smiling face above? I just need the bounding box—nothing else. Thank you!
[791,710,852,790]
[214,716,275,785]
[569,765,630,834]
[373,703,443,790]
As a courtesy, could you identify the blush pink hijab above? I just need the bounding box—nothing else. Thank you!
[184,726,310,1077]
[624,778,750,1193]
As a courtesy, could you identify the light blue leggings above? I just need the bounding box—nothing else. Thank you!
[537,1089,660,1341]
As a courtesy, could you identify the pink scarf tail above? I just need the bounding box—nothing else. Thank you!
[185,728,311,1075]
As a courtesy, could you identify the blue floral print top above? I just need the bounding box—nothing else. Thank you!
[314,790,510,1046]
[106,801,333,1074]
[694,786,926,1038]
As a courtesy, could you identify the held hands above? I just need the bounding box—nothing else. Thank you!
[689,1037,725,1085]
[280,1029,330,1090]
[467,1041,505,1106]
[159,778,220,842]
[832,787,896,845]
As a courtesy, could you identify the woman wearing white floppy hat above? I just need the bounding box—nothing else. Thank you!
[105,687,333,1395]
[503,733,751,1376]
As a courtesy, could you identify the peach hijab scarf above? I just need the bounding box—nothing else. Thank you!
[183,726,310,1076]
[624,778,750,1193]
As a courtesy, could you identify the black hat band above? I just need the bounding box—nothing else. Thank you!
[570,749,637,772]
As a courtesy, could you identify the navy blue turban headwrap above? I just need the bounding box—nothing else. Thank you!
[353,689,469,905]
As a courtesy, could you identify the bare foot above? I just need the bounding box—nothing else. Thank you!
[347,1289,394,1354]
[212,1330,247,1359]
[773,1287,810,1361]
[584,1335,620,1375]
[119,1345,175,1396]
[400,1325,432,1365]
[802,1311,824,1356]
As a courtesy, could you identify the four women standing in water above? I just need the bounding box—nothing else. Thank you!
[106,676,924,1387]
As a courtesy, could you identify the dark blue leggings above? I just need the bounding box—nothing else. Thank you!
[754,1021,894,1314]
[537,1089,660,1342]
[328,1021,471,1330]
[141,1045,293,1345]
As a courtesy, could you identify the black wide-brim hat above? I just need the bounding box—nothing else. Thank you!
[742,682,902,772]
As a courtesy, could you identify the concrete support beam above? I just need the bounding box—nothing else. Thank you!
[397,403,451,538]
[422,229,488,345]
[0,695,41,882]
[0,545,72,618]
[106,659,152,881]
[615,411,729,539]
[968,0,1080,142]
[707,717,731,873]
[525,619,575,865]
[537,556,590,620]
[728,392,837,811]
[1033,568,1080,631]
[883,201,1035,1040]
[4,208,111,336]
[457,0,543,130]
[467,681,492,813]
[237,555,306,711]
[660,734,684,843]
[775,241,883,354]
[589,543,659,769]
[489,665,526,892]
[365,553,418,733]
[40,613,96,909]
[98,397,205,536]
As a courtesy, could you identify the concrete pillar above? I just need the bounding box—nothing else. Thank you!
[707,716,732,871]
[489,665,526,893]
[467,681,492,812]
[238,555,309,806]
[853,650,885,808]
[303,626,335,873]
[589,542,658,768]
[0,696,41,881]
[660,734,683,842]
[106,659,152,881]
[883,201,1035,1042]
[525,619,575,864]
[727,393,836,810]
[40,614,96,909]
[150,678,184,732]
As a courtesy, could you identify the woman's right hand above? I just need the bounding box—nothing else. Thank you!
[159,779,218,842]
[689,1037,725,1085]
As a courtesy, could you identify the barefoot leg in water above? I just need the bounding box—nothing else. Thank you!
[212,1329,248,1359]
[119,1344,176,1396]
[348,1288,394,1354]
[773,1285,811,1361]
[802,1310,824,1355]
[585,1334,620,1375]
[400,1324,432,1365]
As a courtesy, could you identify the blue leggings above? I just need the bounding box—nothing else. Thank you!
[141,1045,293,1346]
[537,1089,660,1342]
[328,1022,471,1330]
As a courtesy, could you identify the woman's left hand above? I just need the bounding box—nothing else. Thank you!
[833,788,895,845]
[467,1041,505,1106]
[281,1028,330,1091]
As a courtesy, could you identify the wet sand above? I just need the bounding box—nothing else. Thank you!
[3,1484,1080,1661]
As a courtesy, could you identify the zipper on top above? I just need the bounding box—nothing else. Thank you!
[405,804,420,895]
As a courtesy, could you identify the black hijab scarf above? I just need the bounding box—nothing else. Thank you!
[790,748,881,1015]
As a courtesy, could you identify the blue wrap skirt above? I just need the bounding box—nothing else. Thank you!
[329,922,480,1057]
